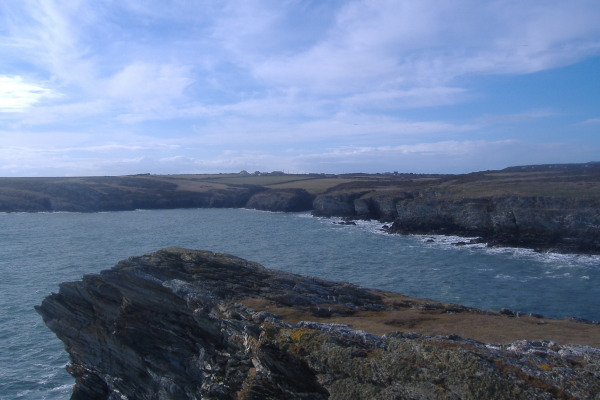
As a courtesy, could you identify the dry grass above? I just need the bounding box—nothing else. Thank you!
[267,178,359,194]
[241,291,600,346]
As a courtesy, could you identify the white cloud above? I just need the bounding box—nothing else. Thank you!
[0,1,599,176]
[16,100,107,125]
[249,0,600,95]
[0,76,56,112]
[186,115,477,147]
[290,139,600,173]
[105,62,194,114]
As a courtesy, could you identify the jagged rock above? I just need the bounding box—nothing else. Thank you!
[312,188,600,253]
[37,248,600,399]
[389,196,600,254]
[357,193,413,221]
[312,192,371,217]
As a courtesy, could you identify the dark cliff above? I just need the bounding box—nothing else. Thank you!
[37,248,600,400]
[0,176,264,212]
[3,163,600,253]
[311,192,600,254]
[309,164,600,254]
[245,189,314,212]
[386,195,600,253]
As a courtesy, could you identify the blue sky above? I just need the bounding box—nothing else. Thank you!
[1,0,599,176]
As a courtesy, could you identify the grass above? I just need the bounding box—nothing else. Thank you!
[267,178,359,194]
[241,291,600,346]
[3,162,600,210]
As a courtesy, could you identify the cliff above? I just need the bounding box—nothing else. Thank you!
[3,163,600,253]
[384,195,600,253]
[309,164,600,254]
[312,192,600,254]
[37,248,600,400]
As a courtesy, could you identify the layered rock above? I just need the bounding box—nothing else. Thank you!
[312,191,371,217]
[312,191,600,253]
[388,195,600,253]
[37,248,600,399]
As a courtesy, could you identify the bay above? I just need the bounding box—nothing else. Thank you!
[1,208,598,399]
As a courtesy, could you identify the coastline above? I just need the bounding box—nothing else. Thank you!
[2,163,600,254]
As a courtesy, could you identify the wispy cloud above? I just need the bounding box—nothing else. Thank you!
[0,1,599,176]
[581,118,600,125]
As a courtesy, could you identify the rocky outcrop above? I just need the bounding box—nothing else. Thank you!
[37,248,600,399]
[312,190,600,253]
[388,195,600,253]
[312,191,372,217]
[245,189,314,212]
[354,193,413,221]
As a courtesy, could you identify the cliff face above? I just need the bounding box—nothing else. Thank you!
[3,165,600,253]
[37,248,600,400]
[312,193,600,253]
[387,195,600,253]
[0,177,263,212]
[245,189,314,212]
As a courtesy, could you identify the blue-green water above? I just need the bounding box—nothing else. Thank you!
[1,208,599,399]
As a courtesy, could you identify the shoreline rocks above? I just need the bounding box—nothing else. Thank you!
[312,194,600,254]
[37,248,600,399]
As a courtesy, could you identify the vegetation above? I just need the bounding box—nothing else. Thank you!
[1,162,599,213]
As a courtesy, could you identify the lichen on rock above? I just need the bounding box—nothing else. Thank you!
[37,248,600,399]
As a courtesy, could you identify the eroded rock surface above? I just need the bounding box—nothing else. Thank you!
[37,248,600,399]
[386,195,600,253]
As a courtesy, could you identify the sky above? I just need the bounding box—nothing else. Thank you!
[1,0,599,177]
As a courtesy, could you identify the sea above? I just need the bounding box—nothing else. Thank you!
[1,208,599,399]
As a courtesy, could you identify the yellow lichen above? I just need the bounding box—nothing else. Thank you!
[287,328,316,342]
[539,364,552,371]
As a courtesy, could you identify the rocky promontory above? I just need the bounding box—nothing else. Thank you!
[38,248,600,399]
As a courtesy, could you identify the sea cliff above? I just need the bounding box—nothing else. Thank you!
[4,162,600,253]
[326,193,600,254]
[37,248,600,399]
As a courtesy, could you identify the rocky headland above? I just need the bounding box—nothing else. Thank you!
[38,248,600,399]
[4,162,600,253]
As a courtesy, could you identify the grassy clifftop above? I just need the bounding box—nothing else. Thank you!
[1,162,599,213]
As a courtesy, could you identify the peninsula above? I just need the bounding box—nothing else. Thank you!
[4,162,600,253]
[37,248,600,399]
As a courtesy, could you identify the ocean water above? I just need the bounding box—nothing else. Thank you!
[1,208,599,399]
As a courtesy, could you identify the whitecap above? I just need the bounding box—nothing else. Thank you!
[49,383,73,392]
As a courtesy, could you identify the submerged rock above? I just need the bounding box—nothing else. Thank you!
[37,248,600,399]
